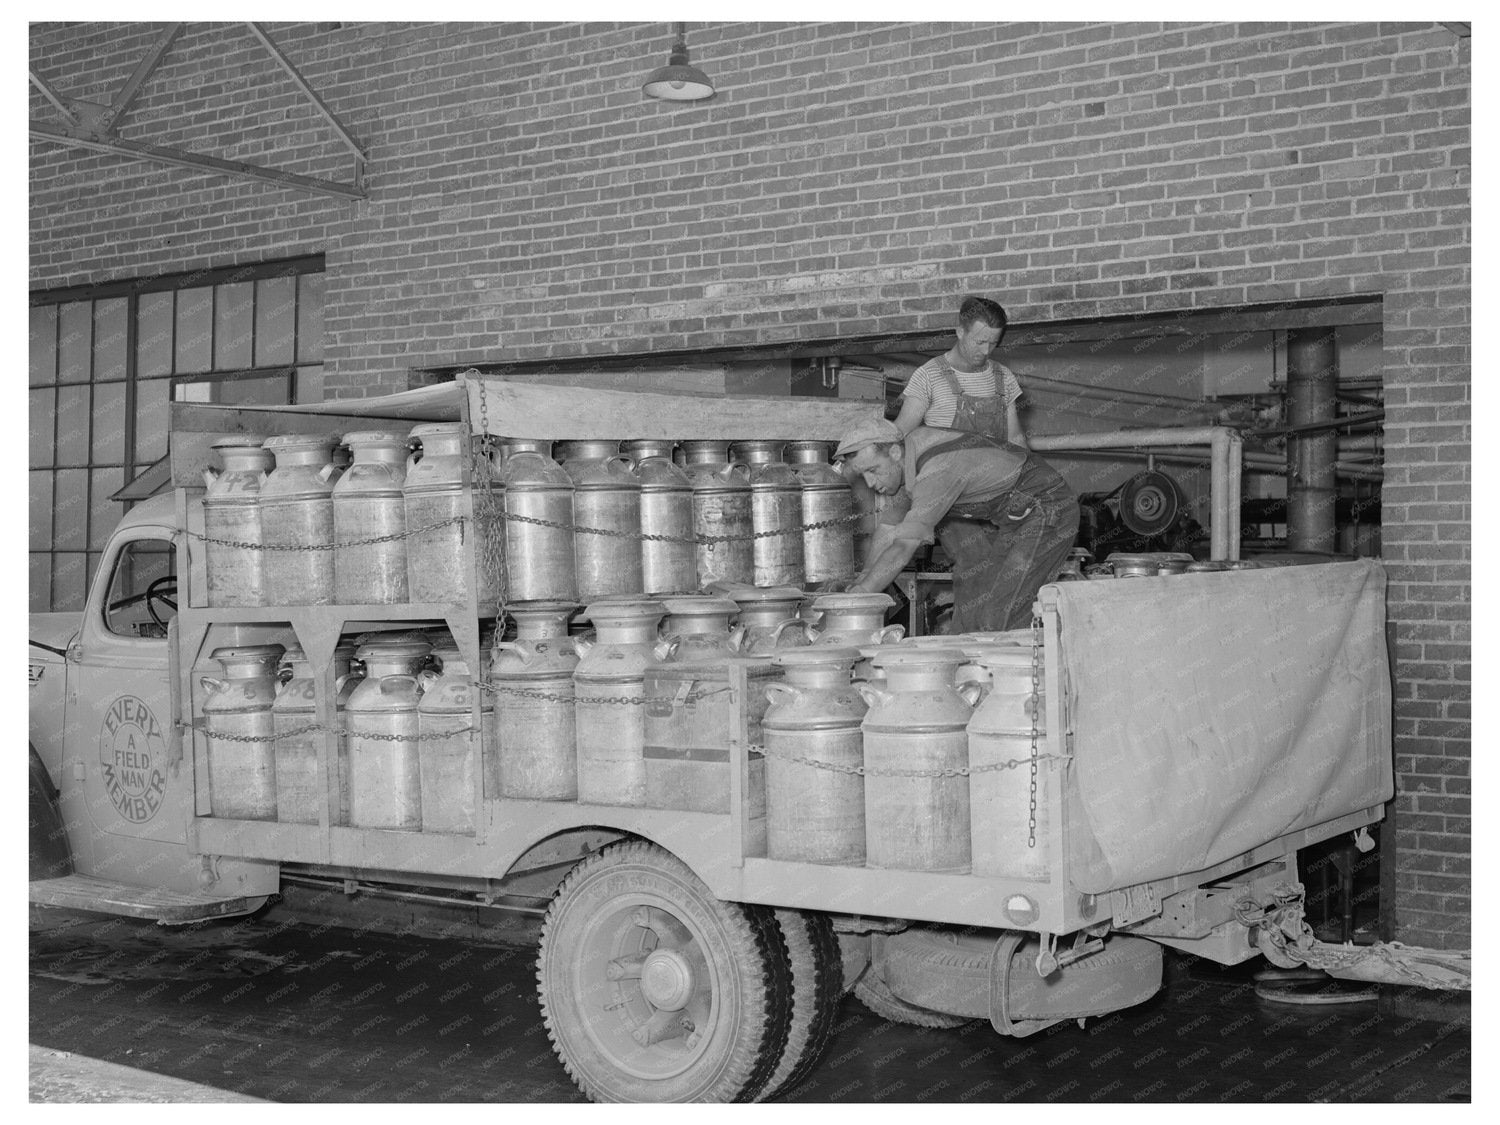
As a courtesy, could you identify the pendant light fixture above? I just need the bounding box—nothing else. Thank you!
[642,22,715,102]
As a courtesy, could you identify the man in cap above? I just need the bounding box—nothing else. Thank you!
[835,417,1079,633]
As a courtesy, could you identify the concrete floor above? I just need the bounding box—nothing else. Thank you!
[29,899,1470,1103]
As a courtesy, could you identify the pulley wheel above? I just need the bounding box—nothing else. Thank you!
[1119,470,1183,536]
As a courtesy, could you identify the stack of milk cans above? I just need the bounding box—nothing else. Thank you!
[202,430,1067,876]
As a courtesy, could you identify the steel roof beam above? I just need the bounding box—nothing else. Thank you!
[29,122,366,201]
[98,22,184,134]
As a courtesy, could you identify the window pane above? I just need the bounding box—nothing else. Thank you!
[58,302,92,383]
[91,467,122,548]
[94,298,129,381]
[175,285,213,373]
[54,468,88,549]
[92,382,127,464]
[297,272,325,362]
[55,385,90,466]
[104,538,176,636]
[30,305,57,386]
[218,373,290,407]
[30,387,55,468]
[294,364,324,404]
[137,292,174,377]
[254,276,296,367]
[135,378,171,463]
[29,471,53,551]
[30,554,51,614]
[53,552,88,612]
[215,281,254,370]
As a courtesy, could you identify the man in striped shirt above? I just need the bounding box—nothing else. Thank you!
[893,296,1027,448]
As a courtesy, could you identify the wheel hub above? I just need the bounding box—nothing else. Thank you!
[639,948,696,1011]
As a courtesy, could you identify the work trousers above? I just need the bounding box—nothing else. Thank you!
[938,466,1080,634]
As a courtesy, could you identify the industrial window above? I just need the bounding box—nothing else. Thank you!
[29,256,324,613]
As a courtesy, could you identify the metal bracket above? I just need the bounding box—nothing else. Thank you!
[30,22,367,202]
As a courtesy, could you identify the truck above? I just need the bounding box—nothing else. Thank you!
[30,374,1411,1103]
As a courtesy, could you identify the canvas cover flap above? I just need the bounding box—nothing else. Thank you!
[1054,560,1393,895]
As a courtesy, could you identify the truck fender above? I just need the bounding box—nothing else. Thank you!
[29,743,72,881]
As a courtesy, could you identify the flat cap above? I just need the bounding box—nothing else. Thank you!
[833,416,903,461]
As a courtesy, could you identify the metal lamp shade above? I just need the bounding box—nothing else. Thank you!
[643,60,714,101]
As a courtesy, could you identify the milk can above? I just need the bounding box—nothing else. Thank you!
[806,592,905,647]
[763,647,868,864]
[680,441,754,589]
[495,437,552,459]
[658,595,744,660]
[333,431,410,604]
[418,637,494,834]
[633,454,696,595]
[731,440,806,588]
[728,585,811,655]
[859,649,982,873]
[560,444,644,600]
[967,646,1050,880]
[346,635,431,829]
[500,444,577,602]
[786,440,856,587]
[620,438,677,465]
[201,644,285,820]
[405,422,496,607]
[260,434,340,606]
[273,641,360,825]
[1105,553,1159,578]
[492,601,580,800]
[202,437,272,607]
[573,598,674,806]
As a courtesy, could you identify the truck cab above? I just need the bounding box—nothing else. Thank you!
[29,492,276,918]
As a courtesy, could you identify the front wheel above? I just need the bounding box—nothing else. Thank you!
[538,840,791,1102]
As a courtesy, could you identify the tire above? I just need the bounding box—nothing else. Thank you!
[759,909,843,1101]
[880,928,1163,1023]
[853,972,972,1029]
[537,840,791,1102]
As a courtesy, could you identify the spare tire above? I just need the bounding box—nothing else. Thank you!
[880,928,1162,1023]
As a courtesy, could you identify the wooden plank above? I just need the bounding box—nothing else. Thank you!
[460,373,879,441]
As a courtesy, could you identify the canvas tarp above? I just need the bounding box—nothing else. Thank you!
[1053,560,1393,895]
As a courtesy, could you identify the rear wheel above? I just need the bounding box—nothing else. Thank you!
[759,909,843,1101]
[537,840,791,1102]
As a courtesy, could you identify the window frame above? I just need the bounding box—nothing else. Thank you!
[30,255,325,613]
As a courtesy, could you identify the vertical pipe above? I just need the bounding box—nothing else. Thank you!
[1286,328,1338,552]
[1227,431,1243,561]
[1210,429,1229,560]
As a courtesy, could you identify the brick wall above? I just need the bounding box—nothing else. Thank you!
[30,21,1471,947]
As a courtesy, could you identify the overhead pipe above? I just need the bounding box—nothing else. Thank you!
[1054,446,1383,483]
[1286,329,1339,552]
[1023,374,1215,414]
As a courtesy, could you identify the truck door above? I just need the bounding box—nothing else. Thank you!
[62,527,194,890]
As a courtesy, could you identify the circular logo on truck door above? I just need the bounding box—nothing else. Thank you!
[100,695,168,823]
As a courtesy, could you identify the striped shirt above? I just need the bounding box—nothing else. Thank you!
[902,358,1023,429]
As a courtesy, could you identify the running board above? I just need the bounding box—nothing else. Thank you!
[29,874,268,925]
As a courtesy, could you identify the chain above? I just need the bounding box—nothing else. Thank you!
[494,508,861,543]
[755,741,1069,778]
[1237,891,1470,990]
[193,722,480,743]
[188,516,466,552]
[477,681,734,706]
[470,371,509,628]
[190,509,859,551]
[1028,610,1043,849]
